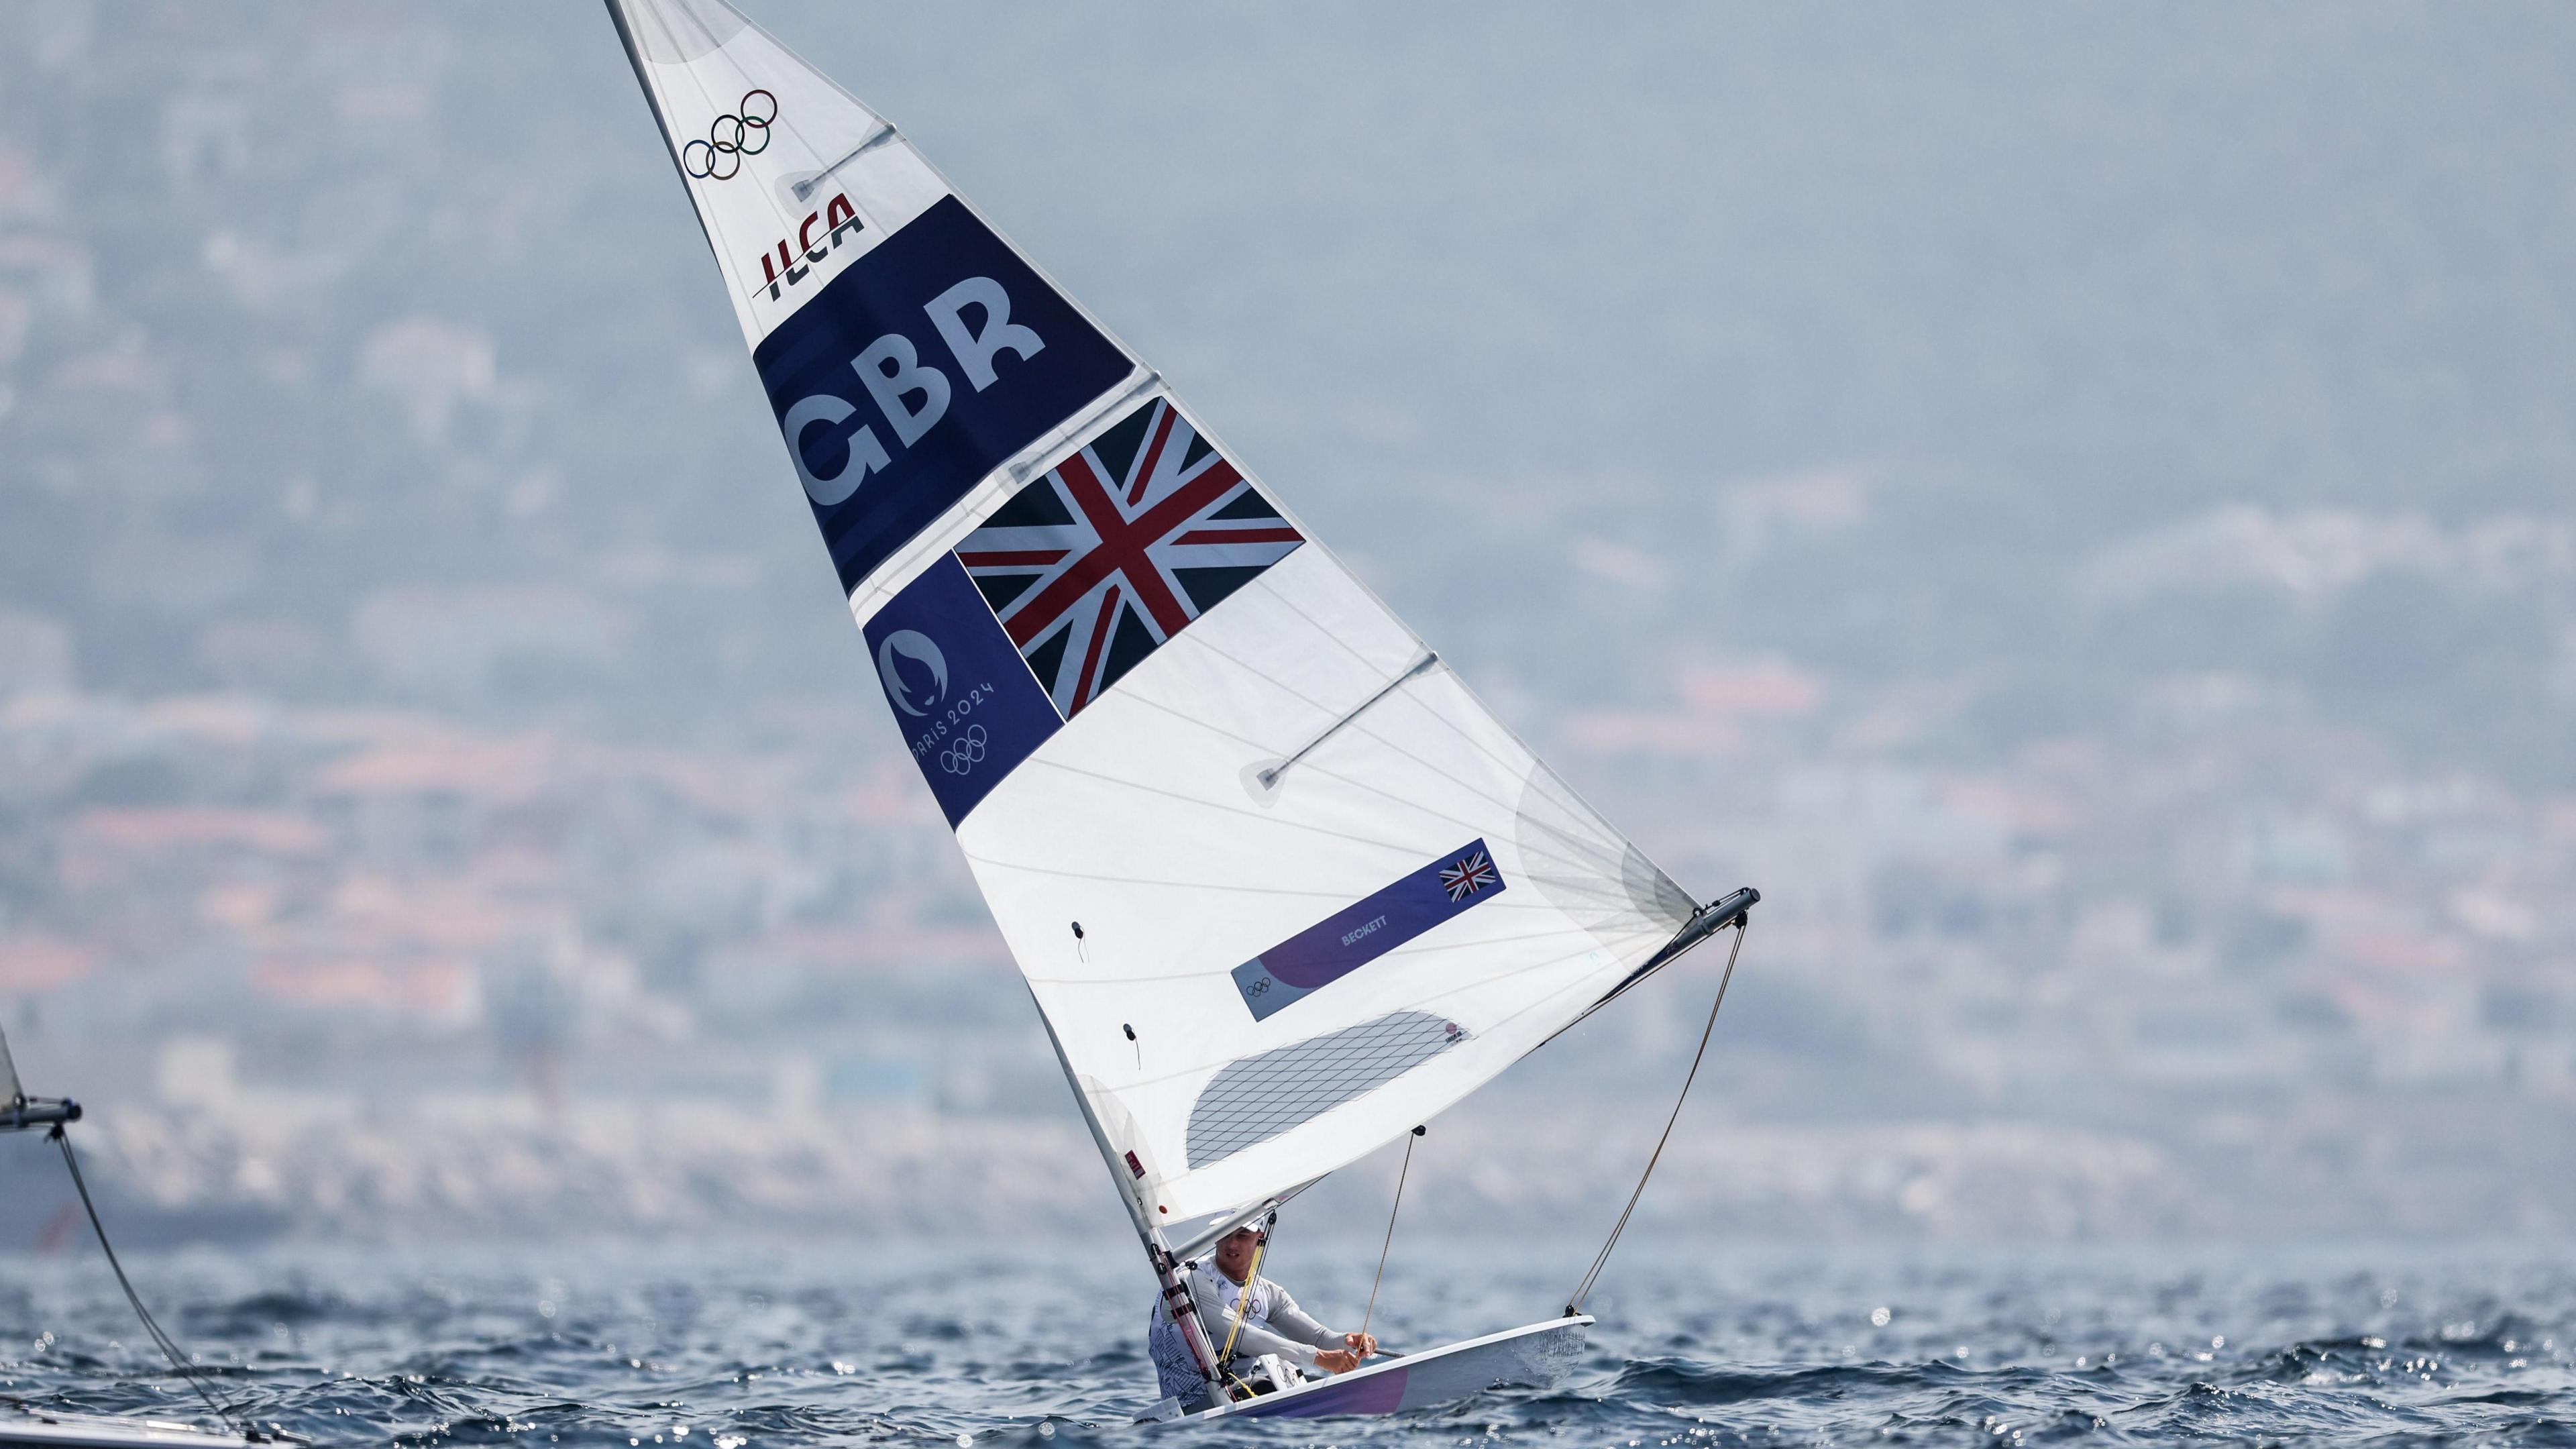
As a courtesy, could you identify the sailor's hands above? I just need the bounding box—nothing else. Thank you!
[1313,1332,1377,1372]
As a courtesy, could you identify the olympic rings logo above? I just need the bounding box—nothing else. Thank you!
[940,724,988,776]
[683,89,775,180]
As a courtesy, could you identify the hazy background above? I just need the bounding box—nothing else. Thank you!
[1,1,2571,1250]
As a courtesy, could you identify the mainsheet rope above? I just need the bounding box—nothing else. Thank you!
[1564,918,1748,1316]
[52,1124,250,1437]
[1359,1124,1423,1344]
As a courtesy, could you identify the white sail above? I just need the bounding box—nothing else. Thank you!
[609,0,1701,1238]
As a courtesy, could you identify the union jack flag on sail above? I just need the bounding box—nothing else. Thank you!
[1440,849,1498,902]
[955,398,1303,718]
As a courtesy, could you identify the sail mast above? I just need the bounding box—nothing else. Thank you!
[1029,996,1225,1395]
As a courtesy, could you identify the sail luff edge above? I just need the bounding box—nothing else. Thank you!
[1028,983,1157,1240]
[600,0,728,277]
[1028,986,1229,1395]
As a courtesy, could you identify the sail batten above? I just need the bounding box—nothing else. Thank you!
[608,0,1699,1236]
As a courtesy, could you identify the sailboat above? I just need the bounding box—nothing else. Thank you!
[602,0,1758,1421]
[1,1030,303,1449]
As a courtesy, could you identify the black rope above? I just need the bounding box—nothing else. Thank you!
[51,1125,248,1436]
[1359,1125,1422,1344]
[1565,919,1746,1316]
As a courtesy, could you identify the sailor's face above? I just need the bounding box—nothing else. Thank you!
[1214,1228,1260,1281]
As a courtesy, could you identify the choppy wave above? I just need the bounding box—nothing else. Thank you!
[2,1243,2569,1446]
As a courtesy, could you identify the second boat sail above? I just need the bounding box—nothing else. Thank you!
[602,0,1756,1421]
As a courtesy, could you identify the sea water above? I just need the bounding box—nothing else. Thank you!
[2,1238,2568,1446]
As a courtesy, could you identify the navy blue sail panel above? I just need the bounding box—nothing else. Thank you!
[753,196,1132,594]
[863,554,1065,826]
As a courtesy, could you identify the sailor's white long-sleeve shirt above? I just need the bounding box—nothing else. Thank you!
[1146,1258,1346,1400]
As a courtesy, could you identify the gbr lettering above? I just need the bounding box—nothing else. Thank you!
[785,276,1046,507]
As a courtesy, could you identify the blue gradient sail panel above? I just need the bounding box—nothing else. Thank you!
[1230,841,1504,1021]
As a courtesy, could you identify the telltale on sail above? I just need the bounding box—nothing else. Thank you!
[602,0,1760,1420]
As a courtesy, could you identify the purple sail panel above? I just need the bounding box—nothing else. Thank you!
[863,554,1065,826]
[1228,840,1503,1021]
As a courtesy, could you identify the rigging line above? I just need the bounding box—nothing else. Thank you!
[1258,652,1439,789]
[1360,1126,1423,1344]
[1109,687,1509,843]
[957,855,1350,895]
[1366,645,1654,855]
[1155,625,1373,724]
[1240,566,1433,681]
[1564,919,1746,1318]
[1159,608,1555,827]
[1548,917,1732,1044]
[1206,568,1413,684]
[1406,935,1678,1047]
[1220,590,1532,788]
[1164,626,1452,778]
[1513,806,1644,863]
[1014,757,1431,856]
[1224,647,1573,839]
[1152,604,1399,724]
[792,123,897,202]
[1309,924,1674,1046]
[52,1126,248,1438]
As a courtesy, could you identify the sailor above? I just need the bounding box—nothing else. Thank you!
[1146,1220,1378,1403]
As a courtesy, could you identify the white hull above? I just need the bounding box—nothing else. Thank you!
[0,1408,275,1449]
[1173,1314,1591,1423]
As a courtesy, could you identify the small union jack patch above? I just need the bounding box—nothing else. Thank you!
[1439,850,1498,902]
